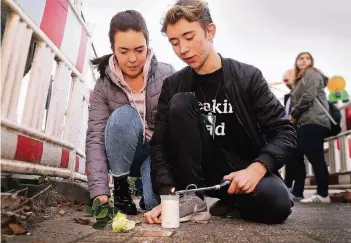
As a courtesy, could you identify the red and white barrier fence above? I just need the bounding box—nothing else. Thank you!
[0,0,114,187]
[306,102,351,188]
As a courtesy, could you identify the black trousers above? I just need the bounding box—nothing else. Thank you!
[292,124,329,198]
[284,157,296,189]
[284,125,298,188]
[168,93,293,224]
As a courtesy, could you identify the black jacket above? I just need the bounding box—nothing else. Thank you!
[151,56,297,194]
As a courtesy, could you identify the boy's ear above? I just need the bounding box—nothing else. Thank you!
[206,23,216,40]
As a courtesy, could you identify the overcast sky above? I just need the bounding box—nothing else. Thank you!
[82,0,351,99]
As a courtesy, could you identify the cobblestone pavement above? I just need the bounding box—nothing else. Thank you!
[5,198,351,243]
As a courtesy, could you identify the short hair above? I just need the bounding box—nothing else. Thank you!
[161,0,213,33]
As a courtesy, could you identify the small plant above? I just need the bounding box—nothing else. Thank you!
[83,198,135,232]
[83,198,114,229]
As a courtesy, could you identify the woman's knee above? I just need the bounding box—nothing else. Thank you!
[105,105,143,145]
[107,105,142,130]
[105,105,143,174]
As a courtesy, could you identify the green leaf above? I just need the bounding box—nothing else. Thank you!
[83,206,93,217]
[92,220,108,230]
[108,206,114,217]
[99,204,114,216]
[100,204,110,210]
[94,207,101,217]
[92,198,101,210]
[96,208,108,219]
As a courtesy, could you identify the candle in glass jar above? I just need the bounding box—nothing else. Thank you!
[161,194,179,229]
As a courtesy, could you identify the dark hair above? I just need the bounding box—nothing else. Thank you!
[294,52,314,81]
[161,0,213,33]
[91,10,149,78]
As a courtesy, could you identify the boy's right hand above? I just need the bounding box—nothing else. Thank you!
[144,204,162,224]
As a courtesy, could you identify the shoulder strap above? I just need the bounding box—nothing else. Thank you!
[315,98,337,125]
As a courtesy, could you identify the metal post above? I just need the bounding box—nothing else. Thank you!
[340,135,347,172]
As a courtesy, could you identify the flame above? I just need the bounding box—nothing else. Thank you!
[171,188,175,194]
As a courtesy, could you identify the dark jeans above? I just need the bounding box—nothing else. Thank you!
[169,93,293,224]
[292,124,329,198]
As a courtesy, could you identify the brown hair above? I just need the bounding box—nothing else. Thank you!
[161,0,213,33]
[91,10,149,78]
[293,52,314,82]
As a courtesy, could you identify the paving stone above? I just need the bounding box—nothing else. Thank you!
[10,199,351,243]
[76,230,132,242]
[300,229,351,243]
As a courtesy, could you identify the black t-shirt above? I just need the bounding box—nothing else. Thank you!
[191,68,253,160]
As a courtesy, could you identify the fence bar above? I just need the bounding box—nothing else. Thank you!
[1,13,20,93]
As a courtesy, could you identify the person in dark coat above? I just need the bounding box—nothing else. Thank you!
[144,0,297,225]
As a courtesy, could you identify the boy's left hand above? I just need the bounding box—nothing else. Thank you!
[224,162,267,194]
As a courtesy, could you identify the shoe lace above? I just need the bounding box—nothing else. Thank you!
[180,193,196,204]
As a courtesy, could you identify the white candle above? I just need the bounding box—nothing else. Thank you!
[161,195,179,229]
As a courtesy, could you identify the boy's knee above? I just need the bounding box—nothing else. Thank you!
[254,175,293,224]
[169,93,197,116]
[264,198,292,224]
